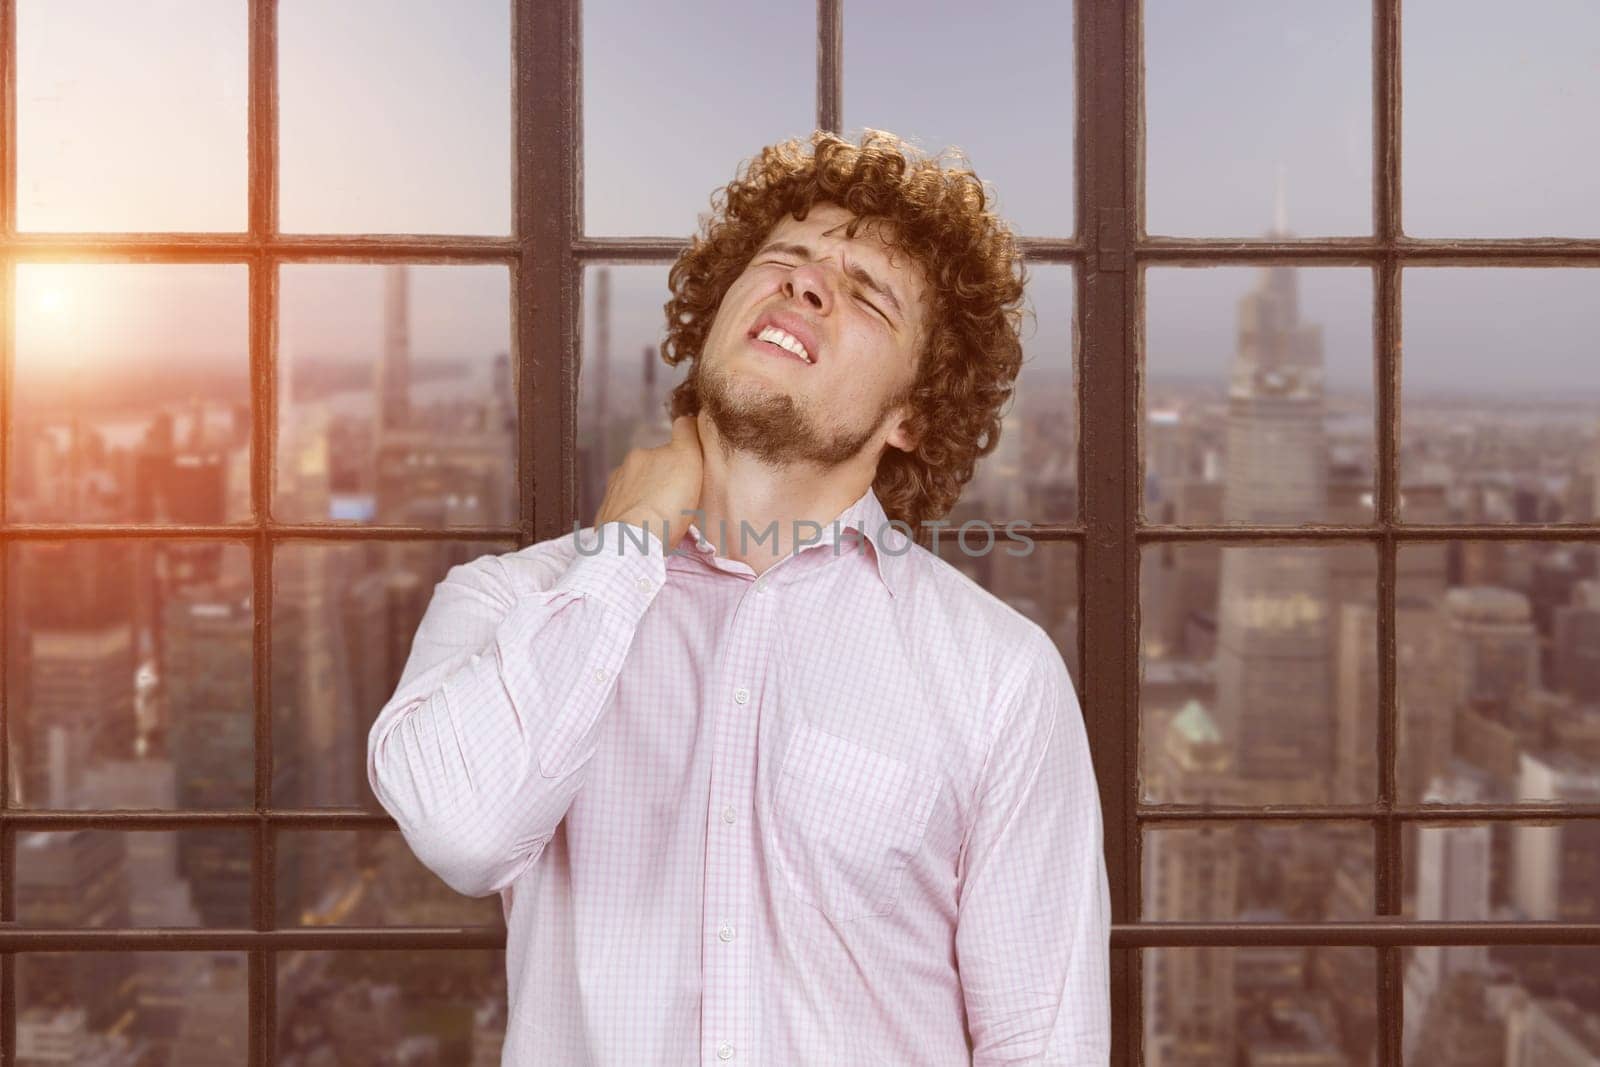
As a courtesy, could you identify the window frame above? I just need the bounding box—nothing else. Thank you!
[1,1,1598,1063]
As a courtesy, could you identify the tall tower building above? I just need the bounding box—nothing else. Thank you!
[14,831,136,1031]
[376,264,412,434]
[1403,768,1495,1060]
[578,267,614,523]
[1442,587,1539,727]
[164,584,254,927]
[1143,701,1242,1066]
[594,266,611,439]
[10,540,139,806]
[1511,751,1600,922]
[1552,579,1600,703]
[1212,197,1334,792]
[641,344,661,428]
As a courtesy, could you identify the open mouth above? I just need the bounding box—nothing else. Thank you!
[747,323,815,365]
[750,336,811,365]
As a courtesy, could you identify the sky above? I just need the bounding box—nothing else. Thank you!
[10,0,1600,400]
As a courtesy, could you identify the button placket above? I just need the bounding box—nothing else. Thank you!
[699,573,776,1064]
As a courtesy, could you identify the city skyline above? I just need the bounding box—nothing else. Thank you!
[6,2,1600,1064]
[9,257,1600,1066]
[9,0,1600,394]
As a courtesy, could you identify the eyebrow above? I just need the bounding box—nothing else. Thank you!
[755,241,906,323]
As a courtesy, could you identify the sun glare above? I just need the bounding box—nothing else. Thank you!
[36,285,69,315]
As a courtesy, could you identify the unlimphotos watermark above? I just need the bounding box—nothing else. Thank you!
[570,511,1036,559]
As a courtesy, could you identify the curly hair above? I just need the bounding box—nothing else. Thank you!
[661,128,1028,548]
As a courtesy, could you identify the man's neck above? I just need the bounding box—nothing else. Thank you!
[692,411,876,577]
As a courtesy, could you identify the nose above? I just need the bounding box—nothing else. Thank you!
[781,262,831,313]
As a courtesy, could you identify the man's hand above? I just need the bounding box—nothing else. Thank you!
[595,414,705,552]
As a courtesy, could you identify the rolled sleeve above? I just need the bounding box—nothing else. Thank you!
[955,627,1111,1065]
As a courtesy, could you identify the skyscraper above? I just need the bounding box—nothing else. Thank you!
[1142,700,1243,1066]
[1212,205,1334,792]
[376,263,412,434]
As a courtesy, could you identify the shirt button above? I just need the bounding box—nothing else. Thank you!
[753,578,767,594]
[717,1043,735,1060]
[635,576,652,593]
[718,923,736,942]
[592,667,608,683]
[721,805,736,824]
[733,687,749,705]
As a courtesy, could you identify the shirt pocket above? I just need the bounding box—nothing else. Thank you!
[769,718,942,924]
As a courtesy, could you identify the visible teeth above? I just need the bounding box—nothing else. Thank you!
[757,325,812,363]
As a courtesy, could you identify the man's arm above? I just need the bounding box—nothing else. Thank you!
[366,521,667,898]
[955,625,1112,1065]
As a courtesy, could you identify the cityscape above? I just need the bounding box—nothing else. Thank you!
[7,264,517,1064]
[5,230,1597,1061]
[1135,226,1600,1063]
[5,0,1598,1061]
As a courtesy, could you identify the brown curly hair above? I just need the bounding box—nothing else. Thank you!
[662,128,1028,548]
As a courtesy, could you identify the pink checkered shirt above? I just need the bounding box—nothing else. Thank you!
[367,485,1111,1065]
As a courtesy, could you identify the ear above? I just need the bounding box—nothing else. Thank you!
[884,409,919,453]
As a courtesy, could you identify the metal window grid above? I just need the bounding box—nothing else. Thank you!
[0,1,1598,1063]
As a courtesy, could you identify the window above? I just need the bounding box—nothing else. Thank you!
[4,1,1599,1063]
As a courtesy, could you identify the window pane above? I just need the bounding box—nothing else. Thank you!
[843,1,1074,236]
[1405,820,1600,927]
[1402,822,1600,1049]
[1400,269,1600,524]
[16,829,249,928]
[278,950,506,1063]
[273,538,516,810]
[16,0,247,232]
[1405,0,1600,237]
[936,539,1079,685]
[1144,0,1370,237]
[1144,266,1374,526]
[6,540,254,811]
[279,0,511,234]
[1143,947,1376,1063]
[577,266,692,527]
[582,1,813,236]
[1401,946,1600,1062]
[18,952,248,1061]
[1397,541,1600,806]
[1140,543,1378,805]
[278,829,503,927]
[1143,821,1373,921]
[949,265,1076,524]
[10,264,251,524]
[277,263,517,528]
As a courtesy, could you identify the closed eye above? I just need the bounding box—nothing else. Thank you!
[761,258,892,326]
[854,291,890,323]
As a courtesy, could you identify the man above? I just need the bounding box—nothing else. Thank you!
[368,129,1111,1065]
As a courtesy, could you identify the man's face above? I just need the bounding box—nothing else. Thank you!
[694,200,932,468]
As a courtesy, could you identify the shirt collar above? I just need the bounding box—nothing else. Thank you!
[681,484,909,599]
[825,484,908,599]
